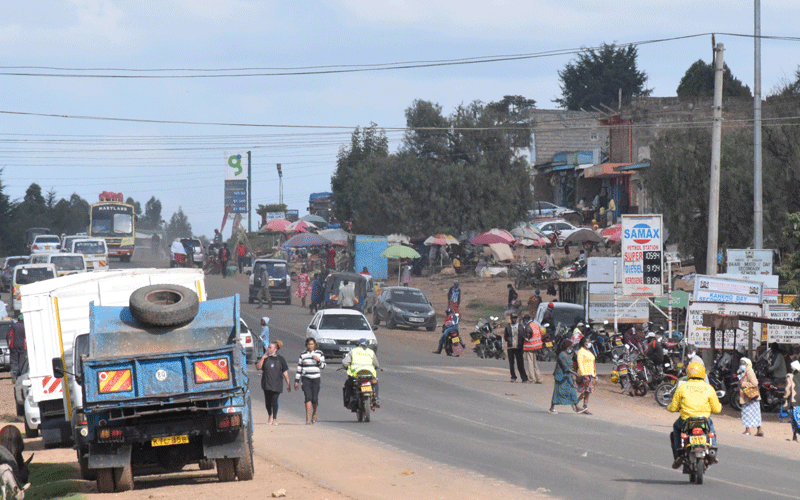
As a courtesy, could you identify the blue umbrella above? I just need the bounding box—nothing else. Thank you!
[283,232,332,248]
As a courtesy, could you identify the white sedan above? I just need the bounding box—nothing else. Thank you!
[534,220,580,247]
[307,308,378,358]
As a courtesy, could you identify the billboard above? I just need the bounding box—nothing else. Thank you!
[763,303,800,344]
[224,152,248,215]
[621,214,663,296]
[587,283,649,323]
[692,275,763,304]
[725,249,773,276]
[686,302,762,349]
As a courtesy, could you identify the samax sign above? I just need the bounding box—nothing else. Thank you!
[621,215,664,297]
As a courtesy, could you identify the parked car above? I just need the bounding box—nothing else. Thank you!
[306,308,378,359]
[528,201,576,219]
[248,258,291,304]
[2,256,29,292]
[30,234,61,254]
[534,219,580,247]
[533,302,585,333]
[373,286,437,331]
[170,237,206,267]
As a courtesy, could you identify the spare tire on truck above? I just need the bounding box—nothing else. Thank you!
[129,284,199,327]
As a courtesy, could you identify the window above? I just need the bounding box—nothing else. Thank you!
[15,267,55,284]
[391,289,427,304]
[75,241,106,254]
[51,256,84,271]
[319,314,371,331]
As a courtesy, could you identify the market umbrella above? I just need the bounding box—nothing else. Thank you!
[563,228,604,246]
[515,237,549,247]
[381,245,421,285]
[424,234,459,246]
[283,232,331,248]
[601,224,622,243]
[318,228,350,246]
[510,225,546,239]
[261,218,291,232]
[387,233,411,246]
[285,220,318,234]
[470,228,514,246]
[301,214,329,227]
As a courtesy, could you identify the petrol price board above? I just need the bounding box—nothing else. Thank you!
[621,214,664,296]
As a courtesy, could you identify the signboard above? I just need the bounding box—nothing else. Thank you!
[686,302,762,349]
[621,214,663,296]
[285,209,299,221]
[587,283,649,323]
[763,304,800,344]
[587,257,622,283]
[265,212,285,222]
[725,249,773,276]
[717,273,778,304]
[693,275,763,304]
[224,152,248,215]
[653,289,690,309]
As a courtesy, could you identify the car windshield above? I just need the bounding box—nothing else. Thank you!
[319,314,371,331]
[256,262,287,279]
[74,241,106,254]
[550,308,584,327]
[51,256,84,271]
[391,289,428,304]
[4,258,28,269]
[35,236,60,244]
[15,267,55,285]
[180,239,202,252]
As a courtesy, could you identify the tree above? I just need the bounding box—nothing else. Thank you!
[676,60,752,99]
[141,196,163,230]
[0,170,13,255]
[555,43,651,111]
[763,67,800,214]
[331,124,388,224]
[165,208,193,243]
[780,212,800,309]
[125,197,142,217]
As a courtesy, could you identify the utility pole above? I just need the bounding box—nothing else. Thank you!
[276,163,283,206]
[753,0,764,248]
[247,151,252,233]
[706,43,724,276]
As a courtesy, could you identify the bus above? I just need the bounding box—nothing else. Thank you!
[89,191,135,262]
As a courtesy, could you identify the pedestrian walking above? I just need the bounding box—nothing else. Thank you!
[784,360,800,441]
[575,336,597,413]
[294,338,326,424]
[400,264,411,287]
[549,339,585,414]
[257,317,270,358]
[236,242,247,273]
[8,315,26,380]
[738,357,764,436]
[256,264,272,309]
[309,272,325,314]
[507,284,518,309]
[294,267,310,307]
[219,243,231,278]
[527,289,542,317]
[326,245,336,270]
[504,313,528,383]
[522,314,543,383]
[256,341,290,425]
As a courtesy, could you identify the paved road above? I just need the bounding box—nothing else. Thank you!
[194,274,799,500]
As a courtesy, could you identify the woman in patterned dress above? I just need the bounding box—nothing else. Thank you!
[738,357,764,437]
[294,267,311,306]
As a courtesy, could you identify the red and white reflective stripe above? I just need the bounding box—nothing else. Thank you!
[41,376,63,395]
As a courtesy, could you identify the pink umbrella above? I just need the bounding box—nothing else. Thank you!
[424,234,459,246]
[261,219,291,232]
[602,224,622,242]
[470,228,514,246]
[285,220,317,234]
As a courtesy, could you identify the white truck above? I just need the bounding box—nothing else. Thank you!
[19,268,207,448]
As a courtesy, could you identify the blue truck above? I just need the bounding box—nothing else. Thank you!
[53,284,253,493]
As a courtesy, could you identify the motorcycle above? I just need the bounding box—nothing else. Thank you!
[654,362,685,407]
[342,368,379,423]
[610,347,648,396]
[471,317,503,359]
[444,325,465,357]
[537,326,556,362]
[708,352,740,409]
[672,417,718,485]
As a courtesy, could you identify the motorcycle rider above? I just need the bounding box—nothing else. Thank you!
[571,321,585,347]
[766,342,788,383]
[685,344,708,383]
[433,308,459,355]
[342,338,380,408]
[666,361,721,469]
[644,331,665,366]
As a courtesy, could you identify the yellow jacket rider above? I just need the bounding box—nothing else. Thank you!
[666,361,721,468]
[342,339,380,407]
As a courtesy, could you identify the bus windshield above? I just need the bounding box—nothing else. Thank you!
[92,210,133,236]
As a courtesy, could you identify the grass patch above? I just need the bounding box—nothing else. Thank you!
[463,300,504,324]
[26,462,83,500]
[0,414,23,423]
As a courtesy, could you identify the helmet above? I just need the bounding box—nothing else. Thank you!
[645,332,656,339]
[358,338,369,348]
[686,361,706,380]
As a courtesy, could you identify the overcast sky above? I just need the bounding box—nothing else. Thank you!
[1,0,798,238]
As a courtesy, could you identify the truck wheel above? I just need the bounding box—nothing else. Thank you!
[78,448,97,480]
[234,432,254,481]
[114,465,134,492]
[129,284,199,327]
[216,458,236,482]
[24,418,37,438]
[198,459,215,470]
[97,468,115,493]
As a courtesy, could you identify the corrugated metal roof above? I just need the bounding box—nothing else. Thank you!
[583,163,635,178]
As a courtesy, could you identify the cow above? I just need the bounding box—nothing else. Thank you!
[0,461,27,500]
[0,426,33,486]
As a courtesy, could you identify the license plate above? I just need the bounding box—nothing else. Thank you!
[545,342,553,348]
[689,436,707,445]
[339,346,352,352]
[152,435,189,447]
[360,385,373,393]
[269,280,275,286]
[474,339,481,345]
[452,337,460,343]
[409,317,425,323]
[614,340,623,345]
[619,367,628,375]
